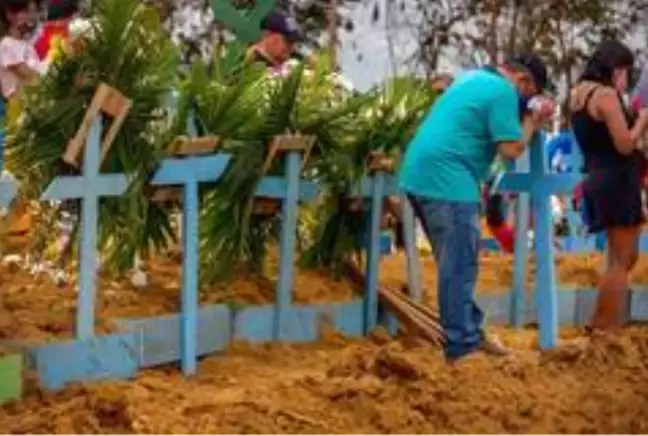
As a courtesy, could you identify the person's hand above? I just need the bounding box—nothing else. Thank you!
[638,108,648,122]
[636,108,648,135]
[529,96,556,126]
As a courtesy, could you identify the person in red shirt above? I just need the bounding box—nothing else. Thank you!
[483,176,516,253]
[33,0,78,60]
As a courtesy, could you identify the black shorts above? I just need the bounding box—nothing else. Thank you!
[582,169,645,233]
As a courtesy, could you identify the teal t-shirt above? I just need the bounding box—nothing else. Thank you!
[399,68,522,203]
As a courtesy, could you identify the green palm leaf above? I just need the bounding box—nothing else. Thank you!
[6,0,179,272]
[300,76,436,271]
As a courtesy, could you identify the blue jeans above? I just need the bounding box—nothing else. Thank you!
[408,195,484,359]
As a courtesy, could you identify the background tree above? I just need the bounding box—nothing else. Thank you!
[410,0,648,98]
[140,0,361,65]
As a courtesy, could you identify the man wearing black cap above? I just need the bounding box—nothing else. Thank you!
[399,53,556,362]
[248,10,302,69]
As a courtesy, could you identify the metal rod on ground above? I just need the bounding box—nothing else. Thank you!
[389,285,440,322]
[379,287,444,346]
[344,261,444,345]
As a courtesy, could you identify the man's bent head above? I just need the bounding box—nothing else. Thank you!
[500,53,549,98]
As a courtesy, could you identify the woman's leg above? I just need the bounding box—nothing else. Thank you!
[591,226,641,331]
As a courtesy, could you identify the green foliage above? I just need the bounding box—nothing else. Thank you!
[6,0,179,271]
[196,49,370,283]
[300,76,435,273]
[7,0,433,285]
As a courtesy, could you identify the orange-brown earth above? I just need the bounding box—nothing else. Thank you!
[1,252,648,433]
[4,250,646,343]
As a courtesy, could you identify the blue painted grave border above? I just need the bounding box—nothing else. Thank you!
[475,286,648,328]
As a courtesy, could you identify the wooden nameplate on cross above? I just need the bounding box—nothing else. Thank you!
[63,83,132,168]
[345,150,397,213]
[366,150,396,174]
[254,133,315,215]
[150,135,222,203]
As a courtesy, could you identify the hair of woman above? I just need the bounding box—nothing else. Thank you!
[580,39,635,86]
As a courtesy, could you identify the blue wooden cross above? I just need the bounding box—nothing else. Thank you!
[364,167,388,332]
[150,138,231,376]
[41,115,129,340]
[253,141,319,340]
[493,132,583,348]
[351,162,422,334]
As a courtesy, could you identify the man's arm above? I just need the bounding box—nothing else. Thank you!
[498,116,537,159]
[487,85,526,160]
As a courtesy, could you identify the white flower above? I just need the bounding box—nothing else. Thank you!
[69,18,94,39]
[130,269,148,288]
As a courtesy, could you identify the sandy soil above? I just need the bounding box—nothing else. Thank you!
[3,250,648,343]
[1,327,648,433]
[383,251,648,295]
[1,252,648,433]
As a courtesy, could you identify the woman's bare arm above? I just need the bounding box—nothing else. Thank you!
[596,88,648,155]
[8,63,39,86]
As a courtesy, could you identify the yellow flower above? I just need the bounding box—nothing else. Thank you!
[45,35,68,64]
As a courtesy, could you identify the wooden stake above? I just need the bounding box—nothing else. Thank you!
[343,260,443,346]
[253,133,315,216]
[379,287,444,346]
[168,136,220,156]
[63,83,132,167]
[149,135,222,203]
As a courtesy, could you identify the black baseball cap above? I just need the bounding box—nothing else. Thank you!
[506,53,553,93]
[261,10,302,42]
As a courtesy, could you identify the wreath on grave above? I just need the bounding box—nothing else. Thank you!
[4,0,436,287]
[193,47,373,283]
[5,0,180,272]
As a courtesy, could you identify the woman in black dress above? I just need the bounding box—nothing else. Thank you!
[570,40,648,332]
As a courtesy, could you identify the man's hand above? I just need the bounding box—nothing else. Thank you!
[528,96,556,127]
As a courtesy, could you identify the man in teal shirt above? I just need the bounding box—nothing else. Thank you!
[400,54,554,361]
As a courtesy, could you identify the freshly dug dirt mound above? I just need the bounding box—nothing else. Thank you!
[1,327,648,433]
[3,251,648,343]
[3,253,648,433]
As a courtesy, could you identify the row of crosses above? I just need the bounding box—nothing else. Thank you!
[6,0,587,384]
[0,0,428,391]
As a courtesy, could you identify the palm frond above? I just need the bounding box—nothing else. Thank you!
[300,77,436,271]
[6,0,180,272]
